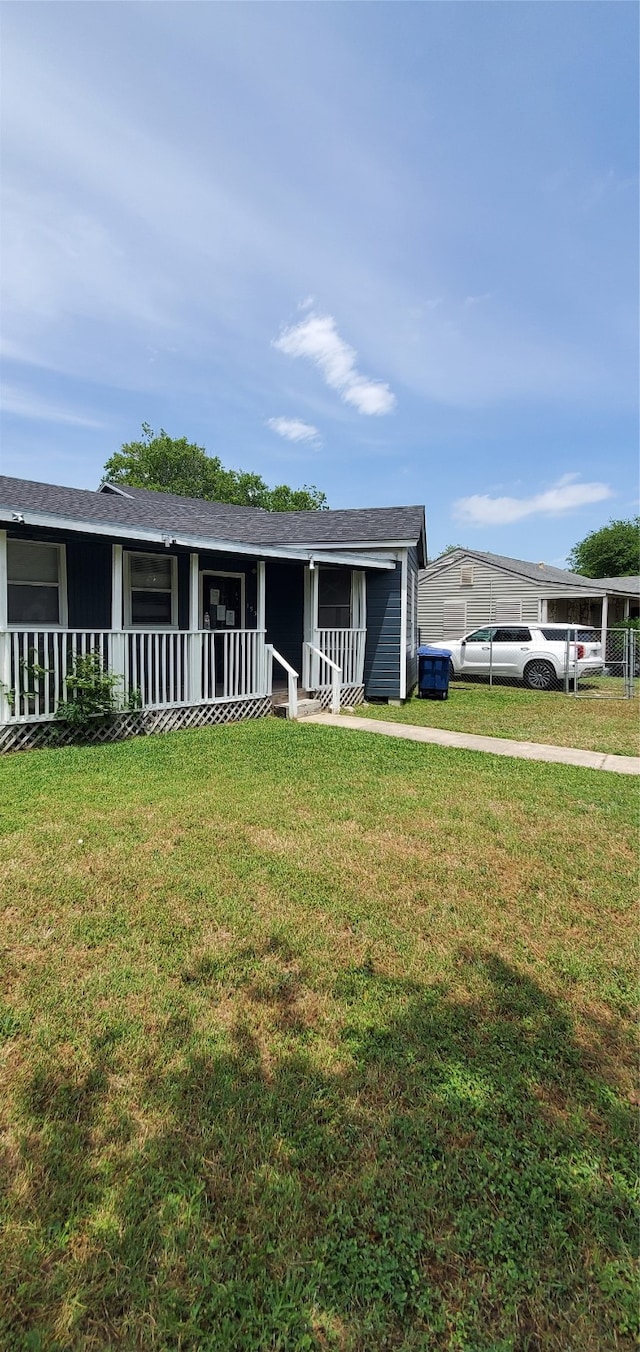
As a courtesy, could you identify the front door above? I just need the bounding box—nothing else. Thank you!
[201,573,245,699]
[202,574,243,630]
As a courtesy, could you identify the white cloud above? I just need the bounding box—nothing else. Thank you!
[273,312,396,416]
[453,474,614,527]
[266,416,320,443]
[0,385,104,428]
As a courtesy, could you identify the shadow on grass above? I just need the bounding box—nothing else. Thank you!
[2,951,637,1351]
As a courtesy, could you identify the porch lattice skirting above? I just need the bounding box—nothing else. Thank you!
[311,685,365,711]
[0,696,272,754]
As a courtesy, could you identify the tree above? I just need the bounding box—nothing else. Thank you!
[567,517,640,578]
[101,424,328,511]
[428,544,466,562]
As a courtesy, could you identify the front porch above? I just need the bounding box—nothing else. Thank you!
[0,618,367,736]
[0,530,375,747]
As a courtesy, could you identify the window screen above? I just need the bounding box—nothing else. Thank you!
[318,569,351,628]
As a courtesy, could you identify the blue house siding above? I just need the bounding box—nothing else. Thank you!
[363,562,402,699]
[265,560,304,675]
[67,539,111,629]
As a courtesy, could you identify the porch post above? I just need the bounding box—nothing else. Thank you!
[257,560,265,630]
[399,549,408,700]
[257,560,266,695]
[111,544,123,630]
[600,593,609,637]
[0,530,10,722]
[188,553,200,703]
[304,562,319,688]
[110,544,126,698]
[0,530,7,632]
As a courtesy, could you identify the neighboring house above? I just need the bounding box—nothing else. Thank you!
[0,476,426,749]
[418,548,639,643]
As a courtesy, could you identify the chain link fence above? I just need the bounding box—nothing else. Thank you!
[430,624,637,699]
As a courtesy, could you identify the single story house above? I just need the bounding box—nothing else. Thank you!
[0,475,426,750]
[418,548,639,643]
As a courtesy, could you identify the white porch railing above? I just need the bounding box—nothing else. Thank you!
[268,645,298,719]
[303,628,366,690]
[0,628,269,723]
[304,643,341,713]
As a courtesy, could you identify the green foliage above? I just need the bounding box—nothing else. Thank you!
[102,423,328,512]
[54,650,123,736]
[53,651,141,739]
[433,543,466,560]
[567,516,640,578]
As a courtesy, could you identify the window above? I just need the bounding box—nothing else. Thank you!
[7,540,64,624]
[459,565,474,586]
[318,568,351,628]
[125,552,177,627]
[465,627,495,643]
[492,628,531,644]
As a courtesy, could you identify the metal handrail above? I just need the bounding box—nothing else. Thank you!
[305,642,341,714]
[267,644,298,720]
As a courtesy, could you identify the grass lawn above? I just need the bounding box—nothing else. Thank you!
[349,682,640,757]
[0,720,637,1351]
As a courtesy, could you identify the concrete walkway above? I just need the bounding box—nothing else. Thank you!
[306,713,640,775]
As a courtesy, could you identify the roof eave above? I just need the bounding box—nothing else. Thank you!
[0,504,396,569]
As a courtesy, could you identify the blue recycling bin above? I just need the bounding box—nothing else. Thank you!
[417,646,452,700]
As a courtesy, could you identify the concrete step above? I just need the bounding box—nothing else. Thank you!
[271,687,312,708]
[273,698,323,720]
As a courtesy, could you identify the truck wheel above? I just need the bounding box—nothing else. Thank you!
[524,660,556,691]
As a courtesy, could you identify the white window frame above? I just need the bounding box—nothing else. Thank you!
[199,569,246,629]
[7,538,68,628]
[459,565,474,586]
[124,550,178,629]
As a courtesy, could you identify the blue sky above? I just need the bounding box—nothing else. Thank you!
[1,2,637,563]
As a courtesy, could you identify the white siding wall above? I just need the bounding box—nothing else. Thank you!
[418,556,605,643]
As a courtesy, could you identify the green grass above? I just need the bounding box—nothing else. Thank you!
[349,682,640,757]
[0,721,638,1350]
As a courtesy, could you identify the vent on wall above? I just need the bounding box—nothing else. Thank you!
[443,600,467,638]
[495,599,522,622]
[459,565,474,586]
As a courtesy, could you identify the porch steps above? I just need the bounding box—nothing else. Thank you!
[272,690,322,720]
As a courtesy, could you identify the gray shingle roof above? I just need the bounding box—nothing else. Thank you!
[420,547,633,593]
[0,476,425,553]
[592,576,640,596]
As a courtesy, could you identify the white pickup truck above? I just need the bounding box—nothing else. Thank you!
[443,623,604,690]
